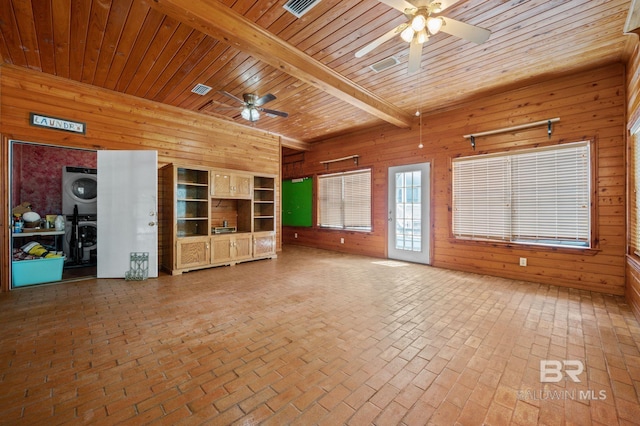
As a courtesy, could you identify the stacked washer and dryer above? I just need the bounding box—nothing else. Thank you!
[62,166,97,265]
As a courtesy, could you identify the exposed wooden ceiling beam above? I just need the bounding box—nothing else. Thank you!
[626,0,640,36]
[147,0,413,129]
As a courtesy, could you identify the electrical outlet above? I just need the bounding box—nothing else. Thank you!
[519,257,527,267]
[340,238,344,244]
[294,232,298,238]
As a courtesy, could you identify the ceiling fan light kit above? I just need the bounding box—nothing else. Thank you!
[241,107,260,122]
[215,91,288,123]
[401,15,442,43]
[427,16,444,34]
[411,14,427,32]
[356,0,491,73]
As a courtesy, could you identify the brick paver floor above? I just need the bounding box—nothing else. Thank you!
[1,246,639,425]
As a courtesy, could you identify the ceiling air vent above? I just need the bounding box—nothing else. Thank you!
[191,83,212,95]
[369,56,400,73]
[283,0,322,18]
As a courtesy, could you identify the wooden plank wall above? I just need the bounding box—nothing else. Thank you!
[283,63,627,296]
[626,38,640,319]
[0,64,281,292]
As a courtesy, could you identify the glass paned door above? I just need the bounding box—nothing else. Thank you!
[388,163,431,264]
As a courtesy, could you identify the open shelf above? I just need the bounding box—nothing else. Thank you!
[253,176,275,233]
[211,198,252,233]
[174,167,210,237]
[177,218,208,237]
[177,168,208,185]
[177,199,208,218]
[177,184,208,200]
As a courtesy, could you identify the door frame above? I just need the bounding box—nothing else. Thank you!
[7,139,97,289]
[387,161,432,264]
[1,136,10,292]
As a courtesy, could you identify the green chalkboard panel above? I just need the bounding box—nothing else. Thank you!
[282,178,312,227]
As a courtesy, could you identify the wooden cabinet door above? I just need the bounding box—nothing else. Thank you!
[211,170,251,198]
[176,237,210,270]
[211,234,251,263]
[233,175,252,198]
[211,171,232,197]
[234,234,253,261]
[211,235,233,263]
[253,232,275,257]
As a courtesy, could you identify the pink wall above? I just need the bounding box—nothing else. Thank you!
[11,142,96,217]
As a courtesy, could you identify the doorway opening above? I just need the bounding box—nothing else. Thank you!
[10,140,97,286]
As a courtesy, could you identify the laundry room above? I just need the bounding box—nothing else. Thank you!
[10,141,97,283]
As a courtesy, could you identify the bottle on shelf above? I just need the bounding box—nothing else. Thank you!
[54,215,65,231]
[13,214,23,233]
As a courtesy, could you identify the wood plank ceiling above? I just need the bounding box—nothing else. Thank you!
[0,0,635,146]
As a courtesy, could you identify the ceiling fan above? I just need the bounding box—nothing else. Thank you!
[355,0,491,73]
[214,91,289,122]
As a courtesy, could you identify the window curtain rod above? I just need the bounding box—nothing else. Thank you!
[463,117,560,150]
[320,155,359,169]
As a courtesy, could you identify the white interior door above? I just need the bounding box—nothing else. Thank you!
[97,150,158,278]
[388,162,431,264]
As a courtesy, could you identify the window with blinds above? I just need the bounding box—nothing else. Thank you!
[632,130,640,255]
[318,169,372,231]
[452,141,591,248]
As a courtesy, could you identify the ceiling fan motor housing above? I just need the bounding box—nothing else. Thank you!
[243,93,259,106]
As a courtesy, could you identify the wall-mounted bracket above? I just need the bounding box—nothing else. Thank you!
[320,155,359,170]
[463,117,560,150]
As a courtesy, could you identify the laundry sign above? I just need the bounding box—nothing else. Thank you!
[29,113,86,134]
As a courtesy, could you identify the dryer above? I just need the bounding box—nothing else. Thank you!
[62,166,97,215]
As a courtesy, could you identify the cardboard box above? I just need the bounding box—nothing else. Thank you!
[12,256,65,287]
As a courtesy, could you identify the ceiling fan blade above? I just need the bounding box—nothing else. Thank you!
[433,0,462,11]
[411,0,461,12]
[407,37,422,73]
[377,0,416,13]
[355,23,409,58]
[198,100,213,111]
[218,90,245,105]
[201,98,243,110]
[255,93,276,106]
[261,108,289,118]
[439,16,491,44]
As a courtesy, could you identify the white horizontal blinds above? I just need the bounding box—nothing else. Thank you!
[511,142,590,244]
[452,155,511,240]
[343,169,371,229]
[318,169,371,230]
[633,134,640,253]
[452,141,590,247]
[319,173,343,228]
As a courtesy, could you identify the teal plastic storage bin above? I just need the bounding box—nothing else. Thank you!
[12,256,65,287]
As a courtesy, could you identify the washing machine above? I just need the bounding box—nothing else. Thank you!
[64,214,97,264]
[62,166,97,215]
